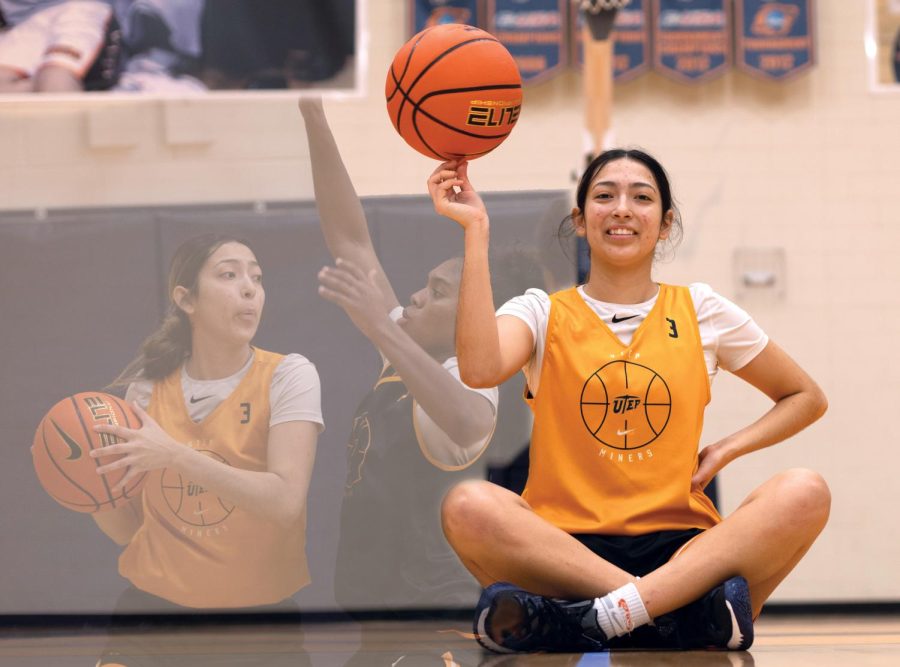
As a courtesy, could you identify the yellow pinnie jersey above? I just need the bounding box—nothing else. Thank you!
[119,348,310,608]
[522,285,722,536]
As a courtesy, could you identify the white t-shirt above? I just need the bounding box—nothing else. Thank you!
[386,306,499,467]
[126,351,324,432]
[496,283,769,396]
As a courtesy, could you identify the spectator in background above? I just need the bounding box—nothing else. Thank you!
[0,0,115,92]
[201,0,354,90]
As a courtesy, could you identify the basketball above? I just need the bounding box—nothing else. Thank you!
[32,392,146,513]
[385,23,523,160]
[580,361,672,450]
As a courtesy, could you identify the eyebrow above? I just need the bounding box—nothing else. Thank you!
[592,181,657,191]
[214,258,261,268]
[428,275,454,289]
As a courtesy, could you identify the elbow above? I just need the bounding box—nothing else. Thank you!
[458,361,499,389]
[273,499,307,529]
[810,384,828,422]
[111,532,134,547]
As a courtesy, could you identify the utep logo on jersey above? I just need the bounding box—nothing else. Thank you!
[580,360,671,450]
[751,3,799,37]
[161,449,235,527]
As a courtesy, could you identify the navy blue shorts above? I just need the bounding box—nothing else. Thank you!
[572,528,705,577]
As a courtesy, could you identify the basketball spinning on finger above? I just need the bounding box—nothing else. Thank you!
[32,392,146,513]
[386,23,523,160]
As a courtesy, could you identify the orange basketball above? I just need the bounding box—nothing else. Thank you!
[32,392,146,513]
[385,23,523,160]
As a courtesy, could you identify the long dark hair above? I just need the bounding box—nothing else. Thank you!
[111,234,251,387]
[560,148,683,267]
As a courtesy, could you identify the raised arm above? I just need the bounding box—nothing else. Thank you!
[427,160,534,388]
[299,97,400,311]
[691,340,828,491]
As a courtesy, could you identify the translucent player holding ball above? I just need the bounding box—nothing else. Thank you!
[90,234,323,610]
[429,151,831,653]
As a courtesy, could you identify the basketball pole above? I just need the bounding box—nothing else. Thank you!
[581,1,622,161]
[577,2,623,283]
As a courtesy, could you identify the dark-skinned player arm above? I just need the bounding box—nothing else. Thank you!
[318,258,493,459]
[427,160,535,388]
[368,309,495,462]
[91,408,318,529]
[691,340,828,492]
[299,97,400,312]
[91,495,144,546]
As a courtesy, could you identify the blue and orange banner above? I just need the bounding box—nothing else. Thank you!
[612,0,651,81]
[411,0,484,35]
[570,0,650,82]
[487,0,567,84]
[652,0,731,82]
[735,0,815,80]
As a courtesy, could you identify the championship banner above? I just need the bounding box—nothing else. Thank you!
[570,0,650,82]
[652,0,731,82]
[487,0,568,84]
[735,0,815,80]
[411,0,483,35]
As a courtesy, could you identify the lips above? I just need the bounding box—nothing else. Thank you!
[606,227,637,237]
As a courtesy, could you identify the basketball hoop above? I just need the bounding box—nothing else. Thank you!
[579,0,631,14]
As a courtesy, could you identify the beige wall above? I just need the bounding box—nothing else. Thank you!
[2,0,898,602]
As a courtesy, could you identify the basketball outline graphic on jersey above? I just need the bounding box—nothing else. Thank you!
[161,449,235,527]
[345,412,372,494]
[580,360,672,450]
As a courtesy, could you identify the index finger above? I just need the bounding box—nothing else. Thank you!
[93,423,137,440]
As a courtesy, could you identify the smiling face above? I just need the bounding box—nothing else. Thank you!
[396,257,462,359]
[174,241,265,347]
[575,158,674,271]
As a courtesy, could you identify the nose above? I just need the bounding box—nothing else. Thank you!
[613,193,632,218]
[240,275,256,298]
[410,288,425,308]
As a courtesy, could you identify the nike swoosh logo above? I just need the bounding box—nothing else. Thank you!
[189,395,213,404]
[50,418,82,460]
[611,314,639,323]
[617,428,635,436]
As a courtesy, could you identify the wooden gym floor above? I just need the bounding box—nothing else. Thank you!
[1,613,899,666]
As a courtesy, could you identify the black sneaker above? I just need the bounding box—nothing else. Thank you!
[659,576,754,650]
[473,582,609,653]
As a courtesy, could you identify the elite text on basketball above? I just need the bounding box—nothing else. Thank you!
[466,103,521,127]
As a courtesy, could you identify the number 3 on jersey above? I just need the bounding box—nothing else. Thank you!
[240,402,251,424]
[666,318,679,339]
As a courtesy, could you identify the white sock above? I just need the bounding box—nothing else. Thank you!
[592,583,651,638]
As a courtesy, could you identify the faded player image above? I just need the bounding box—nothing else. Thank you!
[0,0,115,92]
[90,234,322,616]
[299,99,544,621]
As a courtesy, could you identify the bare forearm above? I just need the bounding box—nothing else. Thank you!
[368,318,493,449]
[717,386,827,463]
[171,448,307,527]
[456,223,503,387]
[302,105,373,256]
